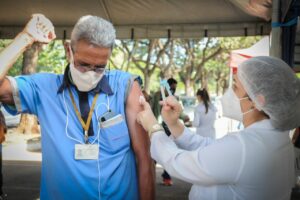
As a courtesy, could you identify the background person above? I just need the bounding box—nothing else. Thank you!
[0,14,154,200]
[137,56,300,200]
[192,88,217,138]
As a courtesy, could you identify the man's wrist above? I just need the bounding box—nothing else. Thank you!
[17,32,34,48]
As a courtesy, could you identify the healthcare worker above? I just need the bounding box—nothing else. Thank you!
[193,88,217,138]
[137,56,300,200]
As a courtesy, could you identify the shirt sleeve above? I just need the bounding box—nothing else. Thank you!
[151,131,244,186]
[7,75,43,116]
[174,127,213,150]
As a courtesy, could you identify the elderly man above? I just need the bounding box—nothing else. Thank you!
[0,14,154,200]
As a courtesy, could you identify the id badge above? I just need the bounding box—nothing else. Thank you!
[74,144,99,160]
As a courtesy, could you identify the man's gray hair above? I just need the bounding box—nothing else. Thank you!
[71,15,116,50]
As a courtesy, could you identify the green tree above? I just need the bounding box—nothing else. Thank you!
[174,38,222,96]
[37,40,67,74]
[111,39,171,93]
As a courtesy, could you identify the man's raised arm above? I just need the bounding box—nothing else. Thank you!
[0,14,55,105]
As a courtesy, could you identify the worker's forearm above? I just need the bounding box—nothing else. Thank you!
[0,32,33,80]
[167,120,185,138]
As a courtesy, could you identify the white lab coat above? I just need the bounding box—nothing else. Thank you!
[151,119,294,200]
[192,102,217,138]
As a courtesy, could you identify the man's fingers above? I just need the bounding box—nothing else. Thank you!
[48,31,55,40]
[25,13,56,43]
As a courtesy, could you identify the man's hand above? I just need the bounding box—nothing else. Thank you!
[23,14,56,43]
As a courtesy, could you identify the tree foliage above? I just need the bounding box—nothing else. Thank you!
[37,40,67,74]
[111,39,171,93]
[1,36,262,96]
[110,36,261,96]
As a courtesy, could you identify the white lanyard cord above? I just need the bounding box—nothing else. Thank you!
[63,89,84,144]
[63,89,109,145]
[63,89,103,199]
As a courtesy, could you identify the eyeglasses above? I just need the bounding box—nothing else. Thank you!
[69,46,107,74]
[75,63,106,73]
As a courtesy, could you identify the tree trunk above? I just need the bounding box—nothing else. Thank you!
[144,73,151,94]
[215,72,221,95]
[16,115,40,134]
[221,78,228,94]
[184,79,194,96]
[17,43,41,134]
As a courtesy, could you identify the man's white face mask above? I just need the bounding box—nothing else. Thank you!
[221,87,253,121]
[69,47,105,92]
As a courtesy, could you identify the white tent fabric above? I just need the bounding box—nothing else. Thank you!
[229,36,270,69]
[0,0,272,39]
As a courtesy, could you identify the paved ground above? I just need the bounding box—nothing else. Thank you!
[2,130,191,200]
[3,161,41,200]
[2,162,191,200]
[3,123,300,200]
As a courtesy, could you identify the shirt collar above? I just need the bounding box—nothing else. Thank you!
[245,119,273,130]
[57,64,113,95]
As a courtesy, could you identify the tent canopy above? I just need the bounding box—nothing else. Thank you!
[0,0,272,39]
[230,36,270,70]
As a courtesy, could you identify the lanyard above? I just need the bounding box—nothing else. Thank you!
[68,87,99,144]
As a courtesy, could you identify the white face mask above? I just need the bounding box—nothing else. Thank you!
[69,48,105,92]
[221,87,253,121]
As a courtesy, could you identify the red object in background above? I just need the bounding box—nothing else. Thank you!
[229,36,270,74]
[230,53,252,74]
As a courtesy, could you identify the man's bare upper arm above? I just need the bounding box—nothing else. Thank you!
[125,81,150,155]
[0,78,15,105]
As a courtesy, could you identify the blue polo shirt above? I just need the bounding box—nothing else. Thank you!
[5,69,139,200]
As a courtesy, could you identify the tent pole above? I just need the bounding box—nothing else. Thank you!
[270,0,282,58]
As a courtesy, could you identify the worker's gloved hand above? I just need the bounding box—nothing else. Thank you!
[23,13,56,43]
[137,96,158,133]
[160,96,182,127]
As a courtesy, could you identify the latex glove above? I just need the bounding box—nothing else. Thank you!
[137,96,159,133]
[160,96,182,127]
[23,14,56,43]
